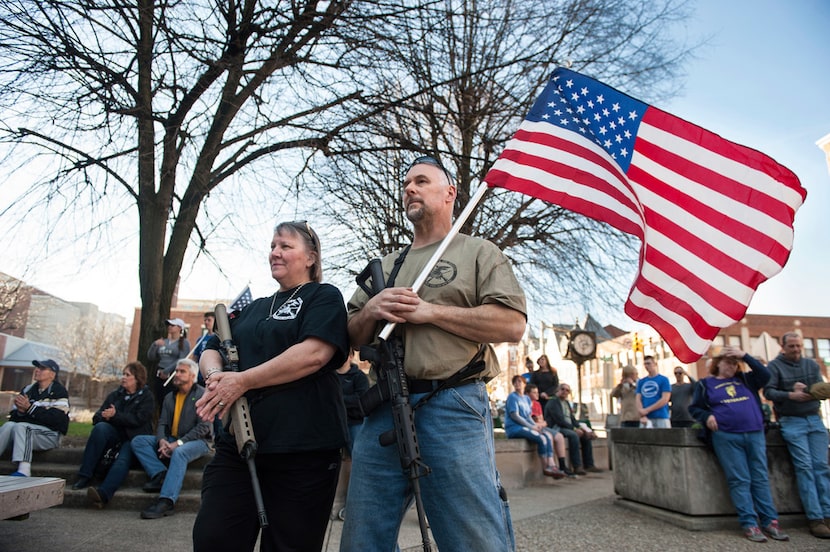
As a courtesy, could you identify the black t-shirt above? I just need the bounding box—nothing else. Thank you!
[206,282,349,454]
[530,370,559,397]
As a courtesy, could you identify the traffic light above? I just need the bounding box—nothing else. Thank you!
[632,333,643,352]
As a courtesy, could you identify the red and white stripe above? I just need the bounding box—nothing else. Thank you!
[485,106,805,362]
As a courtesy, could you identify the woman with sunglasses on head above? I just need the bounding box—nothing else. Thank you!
[689,345,789,543]
[193,221,349,552]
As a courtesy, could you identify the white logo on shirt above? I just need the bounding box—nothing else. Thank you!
[272,297,303,320]
[640,380,661,399]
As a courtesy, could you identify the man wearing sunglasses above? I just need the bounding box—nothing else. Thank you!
[670,366,696,428]
[342,155,527,551]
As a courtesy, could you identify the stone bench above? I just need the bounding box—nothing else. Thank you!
[610,427,802,516]
[330,432,610,514]
[494,434,609,489]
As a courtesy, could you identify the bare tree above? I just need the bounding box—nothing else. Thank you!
[56,315,128,408]
[308,0,695,318]
[0,0,697,361]
[0,273,31,336]
[0,0,418,363]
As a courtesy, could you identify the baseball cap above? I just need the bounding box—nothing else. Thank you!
[32,359,60,374]
[166,318,186,329]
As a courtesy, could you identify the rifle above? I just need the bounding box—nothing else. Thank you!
[213,303,269,529]
[356,259,433,552]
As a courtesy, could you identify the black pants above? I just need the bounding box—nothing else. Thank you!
[193,443,341,552]
[559,427,594,469]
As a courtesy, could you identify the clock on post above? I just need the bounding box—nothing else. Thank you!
[568,330,597,361]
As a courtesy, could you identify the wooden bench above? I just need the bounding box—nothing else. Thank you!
[0,475,64,520]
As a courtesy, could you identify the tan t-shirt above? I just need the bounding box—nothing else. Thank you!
[348,233,526,380]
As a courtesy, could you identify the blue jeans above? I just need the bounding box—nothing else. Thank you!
[341,381,514,552]
[779,414,830,520]
[649,418,671,429]
[131,434,210,503]
[97,441,135,502]
[558,427,594,469]
[505,426,552,459]
[345,422,364,456]
[78,422,121,478]
[710,430,778,528]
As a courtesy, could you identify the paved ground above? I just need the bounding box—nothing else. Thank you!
[2,471,827,551]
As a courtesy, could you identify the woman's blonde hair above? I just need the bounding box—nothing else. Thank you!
[275,221,323,282]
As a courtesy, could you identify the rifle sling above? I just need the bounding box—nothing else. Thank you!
[387,245,411,288]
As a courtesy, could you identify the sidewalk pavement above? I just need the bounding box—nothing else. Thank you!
[1,471,827,551]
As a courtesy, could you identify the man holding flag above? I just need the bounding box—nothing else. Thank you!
[341,155,527,551]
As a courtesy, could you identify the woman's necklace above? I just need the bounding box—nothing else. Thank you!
[266,282,308,320]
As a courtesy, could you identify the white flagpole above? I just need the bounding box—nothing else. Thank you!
[378,182,490,341]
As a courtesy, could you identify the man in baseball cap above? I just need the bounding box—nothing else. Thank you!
[0,359,70,476]
[32,359,60,374]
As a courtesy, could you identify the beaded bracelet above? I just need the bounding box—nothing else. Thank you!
[204,369,222,382]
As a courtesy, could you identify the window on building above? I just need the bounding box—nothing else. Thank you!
[803,338,816,358]
[818,339,830,363]
[712,335,725,346]
[728,335,741,347]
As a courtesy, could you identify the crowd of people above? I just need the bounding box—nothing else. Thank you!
[2,154,829,550]
[603,334,830,543]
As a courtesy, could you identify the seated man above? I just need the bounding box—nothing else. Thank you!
[131,358,211,519]
[0,359,69,476]
[543,383,602,475]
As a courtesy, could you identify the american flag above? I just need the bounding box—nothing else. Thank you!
[230,285,253,311]
[484,67,806,362]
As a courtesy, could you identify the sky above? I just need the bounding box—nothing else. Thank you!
[660,0,830,322]
[1,0,829,330]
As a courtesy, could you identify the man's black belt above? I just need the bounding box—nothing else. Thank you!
[407,377,479,394]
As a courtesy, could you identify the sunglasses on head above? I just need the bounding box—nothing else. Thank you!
[288,220,318,252]
[407,155,453,183]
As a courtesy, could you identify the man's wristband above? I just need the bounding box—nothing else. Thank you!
[176,439,184,447]
[204,369,221,382]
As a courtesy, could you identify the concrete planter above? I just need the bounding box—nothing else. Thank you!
[610,427,802,516]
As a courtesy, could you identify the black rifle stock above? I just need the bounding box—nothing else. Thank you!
[213,303,268,529]
[357,259,433,552]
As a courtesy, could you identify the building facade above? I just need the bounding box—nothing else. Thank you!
[523,313,830,427]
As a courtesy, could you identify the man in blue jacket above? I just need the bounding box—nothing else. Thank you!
[131,358,212,519]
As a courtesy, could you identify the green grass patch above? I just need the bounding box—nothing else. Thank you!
[67,421,93,438]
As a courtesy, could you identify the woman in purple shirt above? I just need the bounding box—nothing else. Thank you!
[689,345,788,543]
